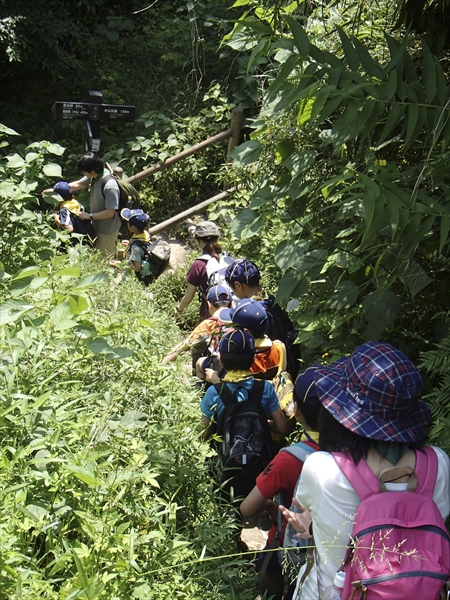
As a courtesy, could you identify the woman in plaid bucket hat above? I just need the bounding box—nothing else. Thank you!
[280,341,450,600]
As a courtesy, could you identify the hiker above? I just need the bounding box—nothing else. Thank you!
[220,298,285,381]
[200,329,288,499]
[51,181,95,242]
[280,341,450,600]
[225,258,300,377]
[240,366,321,600]
[202,297,285,384]
[44,152,121,258]
[176,221,230,321]
[162,284,232,375]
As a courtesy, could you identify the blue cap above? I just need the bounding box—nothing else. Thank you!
[121,208,149,230]
[53,181,72,200]
[219,329,255,354]
[207,284,232,303]
[220,298,268,331]
[295,365,322,404]
[225,258,260,285]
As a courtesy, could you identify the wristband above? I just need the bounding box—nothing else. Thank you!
[89,212,94,220]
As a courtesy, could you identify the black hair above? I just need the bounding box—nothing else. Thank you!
[77,152,104,175]
[198,238,221,261]
[229,275,260,289]
[249,326,267,339]
[219,351,255,372]
[210,300,232,309]
[318,406,425,464]
[294,394,321,431]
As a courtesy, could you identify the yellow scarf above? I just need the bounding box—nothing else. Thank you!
[301,430,320,444]
[222,370,253,383]
[60,199,82,214]
[130,230,151,243]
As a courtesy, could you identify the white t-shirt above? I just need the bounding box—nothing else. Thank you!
[294,447,450,599]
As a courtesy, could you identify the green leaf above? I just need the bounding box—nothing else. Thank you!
[0,301,34,325]
[309,44,342,68]
[275,270,309,303]
[404,102,419,150]
[350,36,383,78]
[297,97,315,125]
[230,208,261,238]
[382,68,398,101]
[336,26,359,71]
[362,191,376,238]
[0,124,20,136]
[327,280,359,309]
[43,163,62,177]
[120,411,147,430]
[73,273,110,289]
[285,150,316,176]
[229,140,262,164]
[66,464,102,488]
[54,267,82,278]
[87,338,133,360]
[399,259,432,298]
[363,290,400,339]
[285,15,310,56]
[47,143,65,156]
[422,43,436,104]
[6,153,25,168]
[439,215,450,253]
[310,86,331,121]
[237,18,273,36]
[268,53,299,99]
[274,239,309,270]
[378,103,404,145]
[295,248,328,277]
[330,100,360,147]
[247,37,271,73]
[50,301,76,331]
[68,295,89,315]
[276,140,296,164]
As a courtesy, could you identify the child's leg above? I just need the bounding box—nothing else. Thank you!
[195,357,207,380]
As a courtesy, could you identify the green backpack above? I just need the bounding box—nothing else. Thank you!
[100,173,140,215]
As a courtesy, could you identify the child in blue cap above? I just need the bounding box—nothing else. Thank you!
[52,181,95,240]
[162,284,233,372]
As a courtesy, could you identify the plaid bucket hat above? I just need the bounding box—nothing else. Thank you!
[314,341,431,443]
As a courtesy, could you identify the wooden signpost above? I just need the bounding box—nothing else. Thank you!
[51,90,136,152]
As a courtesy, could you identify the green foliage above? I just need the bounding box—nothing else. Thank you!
[0,247,255,599]
[224,10,450,363]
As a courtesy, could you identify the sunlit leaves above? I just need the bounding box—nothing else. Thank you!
[229,140,262,163]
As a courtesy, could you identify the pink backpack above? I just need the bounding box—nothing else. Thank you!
[332,447,450,600]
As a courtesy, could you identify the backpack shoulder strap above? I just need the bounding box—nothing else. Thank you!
[248,378,265,401]
[280,442,316,463]
[332,452,379,500]
[414,446,438,497]
[100,173,117,197]
[213,382,235,406]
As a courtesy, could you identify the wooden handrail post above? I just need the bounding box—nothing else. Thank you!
[227,107,244,162]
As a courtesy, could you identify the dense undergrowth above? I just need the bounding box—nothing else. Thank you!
[0,246,258,599]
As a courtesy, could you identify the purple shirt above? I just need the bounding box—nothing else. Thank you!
[186,258,209,318]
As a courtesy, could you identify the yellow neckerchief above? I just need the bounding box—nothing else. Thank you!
[301,430,320,444]
[254,335,273,349]
[60,199,82,214]
[222,370,253,383]
[130,230,151,243]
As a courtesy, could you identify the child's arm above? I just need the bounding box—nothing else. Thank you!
[240,486,277,520]
[162,338,190,364]
[269,408,288,437]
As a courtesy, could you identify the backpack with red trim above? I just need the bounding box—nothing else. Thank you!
[332,447,450,600]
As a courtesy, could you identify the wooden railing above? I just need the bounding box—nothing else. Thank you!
[119,108,244,232]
